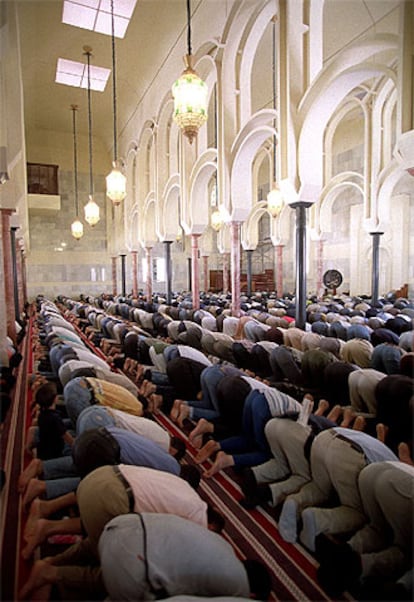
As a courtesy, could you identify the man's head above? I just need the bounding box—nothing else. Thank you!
[243,559,272,600]
[72,427,121,478]
[35,381,57,409]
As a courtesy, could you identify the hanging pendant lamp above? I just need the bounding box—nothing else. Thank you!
[106,0,126,206]
[83,46,100,227]
[172,0,208,143]
[267,17,284,219]
[70,104,84,240]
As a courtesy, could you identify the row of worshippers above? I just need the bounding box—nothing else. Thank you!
[20,292,413,600]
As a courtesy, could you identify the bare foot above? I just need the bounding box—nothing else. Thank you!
[195,440,220,464]
[340,407,356,428]
[352,415,366,431]
[18,459,42,494]
[148,393,163,414]
[189,419,214,449]
[398,442,414,466]
[24,498,46,541]
[314,399,330,416]
[376,423,389,443]
[303,393,314,403]
[177,403,190,428]
[22,518,49,559]
[19,559,58,600]
[23,479,46,511]
[142,380,156,397]
[170,399,185,422]
[203,451,235,478]
[133,364,144,383]
[327,404,343,423]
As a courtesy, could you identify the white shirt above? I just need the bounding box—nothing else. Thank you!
[119,465,208,528]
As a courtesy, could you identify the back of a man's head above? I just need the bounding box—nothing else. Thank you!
[72,427,121,478]
[243,558,272,600]
[179,464,201,490]
[35,382,57,409]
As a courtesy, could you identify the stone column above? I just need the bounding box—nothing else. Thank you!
[230,221,242,317]
[246,249,253,297]
[191,234,201,310]
[145,247,153,301]
[275,244,284,298]
[10,226,19,321]
[223,252,230,293]
[316,239,324,298]
[120,254,127,297]
[290,201,312,330]
[1,208,16,342]
[202,255,208,292]
[370,232,384,305]
[111,256,117,296]
[131,250,138,297]
[164,241,173,305]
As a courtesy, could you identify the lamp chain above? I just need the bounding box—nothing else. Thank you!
[85,48,94,196]
[272,17,277,183]
[186,0,192,56]
[111,0,118,162]
[71,105,79,216]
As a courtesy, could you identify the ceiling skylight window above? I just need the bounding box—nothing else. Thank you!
[55,58,110,91]
[62,0,137,38]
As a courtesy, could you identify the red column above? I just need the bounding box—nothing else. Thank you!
[202,254,208,292]
[222,252,230,293]
[111,256,117,296]
[191,234,200,310]
[316,239,324,298]
[145,247,152,302]
[1,208,16,343]
[16,237,24,317]
[276,244,284,298]
[131,250,138,297]
[230,221,242,317]
[20,247,28,308]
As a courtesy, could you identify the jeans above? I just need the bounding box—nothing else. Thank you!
[220,390,272,468]
[42,455,80,499]
[63,377,94,428]
[188,365,228,421]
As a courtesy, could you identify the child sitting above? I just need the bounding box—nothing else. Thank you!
[33,382,74,460]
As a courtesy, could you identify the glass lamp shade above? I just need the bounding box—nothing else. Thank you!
[267,182,284,218]
[106,163,127,205]
[84,195,100,226]
[172,55,208,144]
[71,218,84,240]
[211,209,223,232]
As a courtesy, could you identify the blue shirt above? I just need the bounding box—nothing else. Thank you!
[106,426,180,475]
[333,427,398,464]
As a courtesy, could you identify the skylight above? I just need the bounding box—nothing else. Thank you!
[62,0,137,38]
[55,58,110,91]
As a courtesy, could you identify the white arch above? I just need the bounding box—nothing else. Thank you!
[297,35,398,199]
[186,148,218,234]
[230,109,275,220]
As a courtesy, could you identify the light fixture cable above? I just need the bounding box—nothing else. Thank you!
[111,0,117,163]
[70,103,84,240]
[106,0,127,206]
[272,17,277,184]
[186,0,192,56]
[85,47,94,198]
[83,45,100,226]
[267,16,284,219]
[72,105,79,216]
